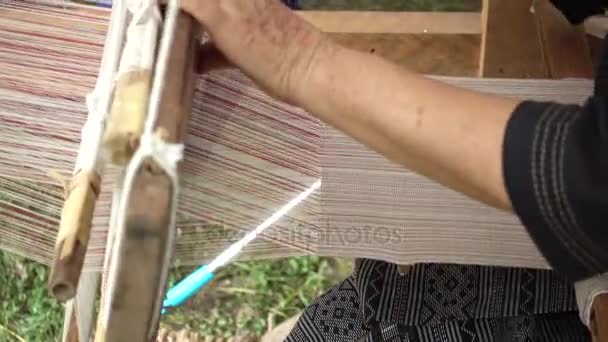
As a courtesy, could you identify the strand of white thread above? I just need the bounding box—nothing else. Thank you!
[206,179,322,273]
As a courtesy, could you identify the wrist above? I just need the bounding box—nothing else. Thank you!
[283,32,338,107]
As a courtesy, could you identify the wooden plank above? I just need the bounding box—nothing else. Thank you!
[534,0,594,78]
[329,33,480,76]
[478,0,489,77]
[298,11,482,34]
[481,0,547,78]
[65,305,79,342]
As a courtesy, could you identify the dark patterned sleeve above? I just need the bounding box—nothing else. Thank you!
[502,97,608,282]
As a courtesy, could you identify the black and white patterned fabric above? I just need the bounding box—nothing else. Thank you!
[286,260,590,341]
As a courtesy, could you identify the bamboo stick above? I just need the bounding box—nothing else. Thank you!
[102,70,153,165]
[48,167,101,301]
[47,0,128,302]
[102,2,161,165]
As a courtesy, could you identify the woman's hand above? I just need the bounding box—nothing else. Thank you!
[181,0,330,103]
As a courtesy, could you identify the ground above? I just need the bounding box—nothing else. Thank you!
[0,0,480,341]
[160,256,352,340]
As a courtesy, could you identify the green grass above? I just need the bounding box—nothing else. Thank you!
[0,250,350,340]
[0,251,63,342]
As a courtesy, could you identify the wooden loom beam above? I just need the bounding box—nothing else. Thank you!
[65,308,79,342]
[93,11,198,342]
[297,8,483,77]
[479,0,547,78]
[298,11,482,34]
[477,0,489,77]
[534,0,594,78]
[310,11,482,77]
[480,0,593,79]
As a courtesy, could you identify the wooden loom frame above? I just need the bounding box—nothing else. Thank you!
[62,0,607,340]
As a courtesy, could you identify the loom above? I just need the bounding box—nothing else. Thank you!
[42,0,198,340]
[1,0,607,341]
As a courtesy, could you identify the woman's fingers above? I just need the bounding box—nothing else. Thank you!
[179,0,326,103]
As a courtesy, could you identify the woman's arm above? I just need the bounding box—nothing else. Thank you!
[183,0,519,210]
[292,41,519,210]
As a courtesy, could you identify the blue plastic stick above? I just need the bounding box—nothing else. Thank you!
[162,180,321,314]
[162,264,214,312]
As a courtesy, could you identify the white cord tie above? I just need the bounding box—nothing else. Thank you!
[127,0,162,28]
[136,133,184,179]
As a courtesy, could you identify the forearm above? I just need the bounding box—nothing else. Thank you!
[292,40,520,210]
